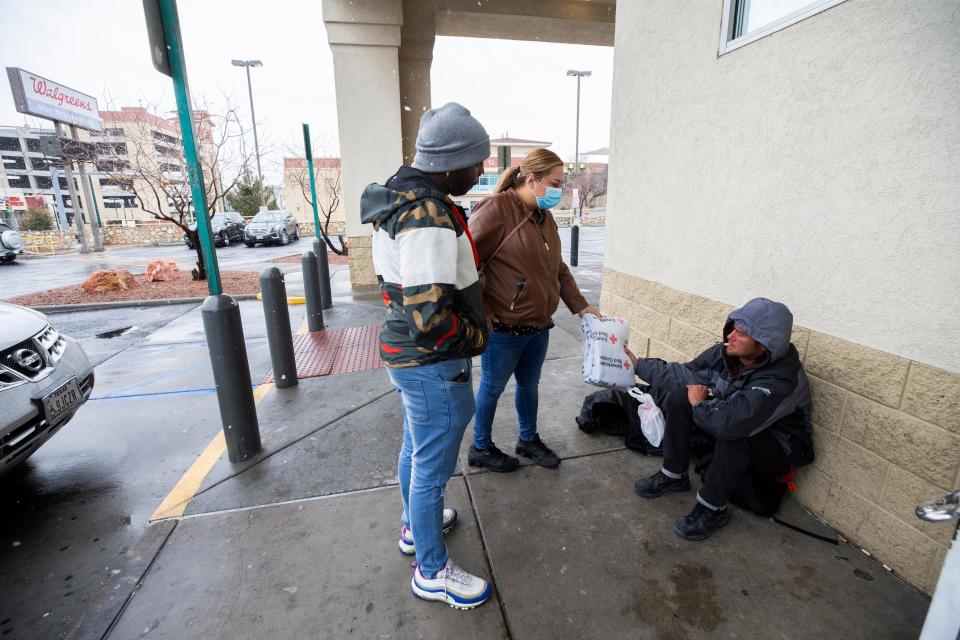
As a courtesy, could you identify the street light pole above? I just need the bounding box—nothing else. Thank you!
[232,59,263,181]
[566,69,591,267]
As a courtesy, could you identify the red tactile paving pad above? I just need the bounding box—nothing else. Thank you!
[261,323,383,383]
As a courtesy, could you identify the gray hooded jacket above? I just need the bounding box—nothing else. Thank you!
[635,298,813,462]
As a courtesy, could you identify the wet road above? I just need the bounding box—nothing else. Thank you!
[0,238,321,299]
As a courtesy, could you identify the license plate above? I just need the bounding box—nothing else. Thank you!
[42,378,83,426]
[256,235,264,240]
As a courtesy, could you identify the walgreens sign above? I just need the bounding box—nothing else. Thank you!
[6,67,102,132]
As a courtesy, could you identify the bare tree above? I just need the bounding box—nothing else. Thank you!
[96,102,254,280]
[571,167,608,214]
[287,157,346,255]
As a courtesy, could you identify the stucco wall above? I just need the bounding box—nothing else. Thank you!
[604,0,960,373]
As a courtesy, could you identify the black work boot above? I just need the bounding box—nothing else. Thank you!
[515,434,560,469]
[634,470,691,498]
[674,502,729,541]
[467,443,520,473]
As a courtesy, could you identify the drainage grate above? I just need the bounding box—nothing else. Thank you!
[261,323,383,383]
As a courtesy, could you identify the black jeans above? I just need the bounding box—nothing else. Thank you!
[651,384,790,508]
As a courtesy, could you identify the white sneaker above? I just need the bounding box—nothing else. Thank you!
[411,559,491,610]
[398,508,458,556]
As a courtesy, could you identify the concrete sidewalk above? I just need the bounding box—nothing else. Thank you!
[102,264,930,639]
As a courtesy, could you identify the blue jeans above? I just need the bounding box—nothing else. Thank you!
[472,330,550,450]
[388,358,474,578]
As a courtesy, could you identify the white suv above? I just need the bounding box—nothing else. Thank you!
[0,222,24,263]
[0,302,94,476]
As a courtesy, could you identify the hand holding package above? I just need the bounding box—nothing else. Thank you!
[581,314,635,389]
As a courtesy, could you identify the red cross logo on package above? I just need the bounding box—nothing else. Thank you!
[609,334,618,345]
[624,361,631,369]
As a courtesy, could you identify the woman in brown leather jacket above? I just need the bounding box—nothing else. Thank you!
[467,148,599,472]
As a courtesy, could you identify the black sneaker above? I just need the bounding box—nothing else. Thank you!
[633,470,691,498]
[467,443,520,473]
[674,502,729,541]
[515,434,560,469]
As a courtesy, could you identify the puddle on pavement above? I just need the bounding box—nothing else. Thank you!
[95,326,137,339]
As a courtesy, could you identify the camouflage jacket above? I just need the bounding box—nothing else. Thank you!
[360,166,488,367]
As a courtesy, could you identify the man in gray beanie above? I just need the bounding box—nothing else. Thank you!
[360,102,492,609]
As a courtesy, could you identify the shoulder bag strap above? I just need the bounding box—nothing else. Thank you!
[478,211,535,275]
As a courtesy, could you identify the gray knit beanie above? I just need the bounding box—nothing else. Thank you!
[411,102,490,173]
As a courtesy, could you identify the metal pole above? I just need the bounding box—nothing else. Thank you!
[245,65,262,181]
[49,165,69,230]
[303,124,332,309]
[158,0,221,294]
[54,122,89,253]
[570,75,581,267]
[160,0,259,462]
[259,267,298,388]
[70,125,104,252]
[201,295,261,461]
[301,250,326,332]
[87,175,102,227]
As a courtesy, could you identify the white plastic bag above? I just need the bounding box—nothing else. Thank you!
[627,388,666,447]
[581,314,635,389]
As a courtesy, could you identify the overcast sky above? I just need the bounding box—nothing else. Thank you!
[0,1,613,184]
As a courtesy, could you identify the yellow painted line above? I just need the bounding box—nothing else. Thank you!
[150,382,275,521]
[255,293,306,305]
[151,318,310,521]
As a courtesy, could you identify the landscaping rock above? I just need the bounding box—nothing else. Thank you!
[145,259,182,282]
[81,269,139,293]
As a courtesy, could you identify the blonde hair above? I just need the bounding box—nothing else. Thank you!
[493,148,563,194]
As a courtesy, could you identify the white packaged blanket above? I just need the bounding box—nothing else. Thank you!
[581,314,635,389]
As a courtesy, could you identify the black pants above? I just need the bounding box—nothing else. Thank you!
[651,384,790,508]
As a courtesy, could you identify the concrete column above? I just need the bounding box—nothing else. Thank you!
[323,0,404,287]
[399,1,436,165]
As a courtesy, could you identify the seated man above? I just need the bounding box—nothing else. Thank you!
[625,297,814,541]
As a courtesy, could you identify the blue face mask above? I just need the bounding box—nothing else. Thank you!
[536,186,563,210]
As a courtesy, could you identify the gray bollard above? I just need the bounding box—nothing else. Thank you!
[570,223,580,267]
[259,267,298,389]
[313,238,333,310]
[201,294,261,462]
[301,250,326,332]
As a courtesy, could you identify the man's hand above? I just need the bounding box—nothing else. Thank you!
[687,384,709,406]
[578,305,602,319]
[624,345,638,368]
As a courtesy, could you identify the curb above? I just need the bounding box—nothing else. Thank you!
[28,293,261,314]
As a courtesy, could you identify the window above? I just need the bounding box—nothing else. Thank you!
[7,174,30,189]
[2,155,26,171]
[720,0,848,54]
[100,178,134,190]
[472,173,498,194]
[25,138,41,153]
[35,176,53,189]
[103,128,124,137]
[30,158,62,171]
[0,137,21,152]
[95,142,127,156]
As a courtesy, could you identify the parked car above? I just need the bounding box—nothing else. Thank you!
[244,210,299,247]
[0,302,95,476]
[0,222,25,263]
[183,212,246,249]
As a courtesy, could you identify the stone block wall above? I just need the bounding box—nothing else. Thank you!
[600,266,959,594]
[347,235,376,287]
[102,222,183,246]
[20,230,82,255]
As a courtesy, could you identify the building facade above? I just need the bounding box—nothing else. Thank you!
[282,157,344,232]
[601,0,959,594]
[0,107,221,231]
